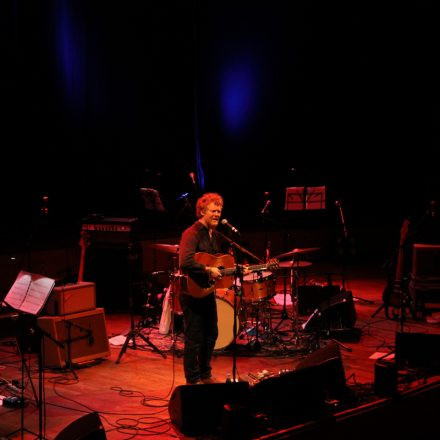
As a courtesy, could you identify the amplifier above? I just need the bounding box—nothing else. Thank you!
[43,282,96,316]
[37,308,110,368]
[82,217,139,246]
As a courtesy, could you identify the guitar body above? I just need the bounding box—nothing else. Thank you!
[383,219,410,320]
[185,253,235,299]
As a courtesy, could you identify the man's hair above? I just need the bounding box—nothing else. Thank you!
[196,193,223,218]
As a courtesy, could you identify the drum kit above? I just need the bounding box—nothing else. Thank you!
[150,242,320,351]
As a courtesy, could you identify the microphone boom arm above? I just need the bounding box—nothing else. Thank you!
[215,230,264,263]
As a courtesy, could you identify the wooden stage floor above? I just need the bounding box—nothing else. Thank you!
[1,260,440,439]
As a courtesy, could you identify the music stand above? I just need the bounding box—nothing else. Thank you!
[284,186,326,211]
[4,270,59,440]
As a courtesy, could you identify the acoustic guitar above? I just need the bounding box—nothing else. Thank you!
[184,252,279,298]
[382,219,410,319]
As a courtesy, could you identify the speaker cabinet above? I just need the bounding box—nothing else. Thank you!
[37,308,110,368]
[168,382,250,436]
[84,244,142,312]
[374,359,397,396]
[55,412,106,440]
[409,244,440,317]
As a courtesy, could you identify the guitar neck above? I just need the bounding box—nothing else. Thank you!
[78,247,87,283]
[221,263,269,276]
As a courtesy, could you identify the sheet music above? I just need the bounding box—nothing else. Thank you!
[4,271,32,310]
[4,270,55,315]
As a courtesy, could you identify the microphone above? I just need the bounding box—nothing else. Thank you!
[261,200,271,215]
[189,172,196,185]
[221,219,240,234]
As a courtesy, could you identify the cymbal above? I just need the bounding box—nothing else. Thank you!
[277,261,312,269]
[274,247,320,260]
[150,243,179,254]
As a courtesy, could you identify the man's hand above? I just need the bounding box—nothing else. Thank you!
[242,265,251,276]
[206,266,223,279]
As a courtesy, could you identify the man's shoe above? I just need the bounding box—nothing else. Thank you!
[200,376,220,384]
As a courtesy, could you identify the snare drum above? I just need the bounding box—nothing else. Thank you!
[242,271,275,303]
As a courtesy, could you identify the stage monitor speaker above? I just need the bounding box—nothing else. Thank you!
[251,342,350,426]
[251,367,326,425]
[395,331,440,369]
[302,290,357,333]
[55,412,106,440]
[168,382,250,436]
[295,342,350,400]
[37,308,111,368]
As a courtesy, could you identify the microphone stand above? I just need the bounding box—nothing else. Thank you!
[335,200,373,304]
[230,247,243,382]
[215,231,262,381]
[215,230,264,264]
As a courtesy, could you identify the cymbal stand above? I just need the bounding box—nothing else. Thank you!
[289,257,301,344]
[279,269,290,320]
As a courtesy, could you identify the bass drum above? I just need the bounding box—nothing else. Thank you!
[214,288,242,350]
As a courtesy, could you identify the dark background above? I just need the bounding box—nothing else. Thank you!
[1,1,438,255]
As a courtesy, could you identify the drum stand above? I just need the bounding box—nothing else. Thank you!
[246,302,262,351]
[273,259,301,341]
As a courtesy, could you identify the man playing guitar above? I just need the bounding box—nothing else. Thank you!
[178,193,226,385]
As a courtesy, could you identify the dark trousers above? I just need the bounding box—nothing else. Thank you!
[180,292,218,383]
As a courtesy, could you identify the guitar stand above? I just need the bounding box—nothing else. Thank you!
[339,272,374,305]
[371,302,386,318]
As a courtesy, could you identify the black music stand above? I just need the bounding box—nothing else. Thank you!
[116,243,166,363]
[11,315,64,440]
[3,271,59,440]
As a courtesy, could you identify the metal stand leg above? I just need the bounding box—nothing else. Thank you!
[116,243,166,363]
[169,274,183,358]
